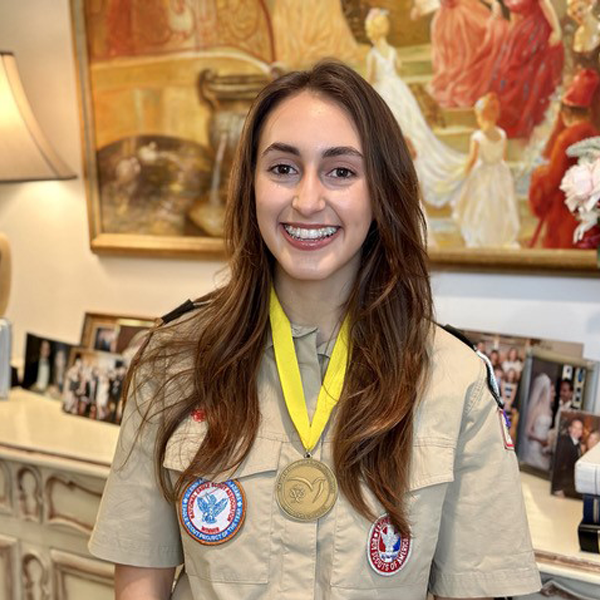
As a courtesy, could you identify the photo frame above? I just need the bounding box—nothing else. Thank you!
[462,329,585,441]
[62,347,127,424]
[23,334,74,400]
[516,347,599,478]
[80,312,155,358]
[550,409,600,499]
[70,0,600,271]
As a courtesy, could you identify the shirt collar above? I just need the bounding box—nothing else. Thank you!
[266,322,334,358]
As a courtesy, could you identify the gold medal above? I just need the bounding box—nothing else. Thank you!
[276,458,338,521]
[270,288,350,521]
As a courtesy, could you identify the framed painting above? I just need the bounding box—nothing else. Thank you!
[70,0,600,271]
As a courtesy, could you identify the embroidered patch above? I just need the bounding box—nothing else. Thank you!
[191,408,206,422]
[498,409,514,450]
[179,479,246,545]
[367,515,411,576]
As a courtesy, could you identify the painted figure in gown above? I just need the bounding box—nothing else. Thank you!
[453,93,520,247]
[271,0,360,69]
[365,8,466,209]
[490,0,564,139]
[568,0,600,127]
[412,0,508,108]
[529,69,600,249]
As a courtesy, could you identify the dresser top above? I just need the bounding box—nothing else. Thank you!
[0,388,119,476]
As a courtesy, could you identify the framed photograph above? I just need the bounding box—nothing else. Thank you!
[80,312,155,359]
[62,347,128,424]
[462,329,584,440]
[551,409,600,499]
[516,347,599,477]
[22,334,74,400]
[70,0,599,271]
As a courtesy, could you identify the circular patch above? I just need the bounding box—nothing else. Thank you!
[179,478,246,545]
[367,514,411,576]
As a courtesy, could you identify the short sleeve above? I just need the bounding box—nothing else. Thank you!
[429,363,541,598]
[471,129,484,145]
[88,364,184,568]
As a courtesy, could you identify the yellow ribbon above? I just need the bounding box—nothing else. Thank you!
[269,287,350,453]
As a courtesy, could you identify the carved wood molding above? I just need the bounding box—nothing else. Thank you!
[0,535,17,600]
[51,549,114,600]
[45,475,103,535]
[22,550,51,600]
[0,459,11,514]
[16,466,42,523]
[536,549,600,575]
[540,579,599,600]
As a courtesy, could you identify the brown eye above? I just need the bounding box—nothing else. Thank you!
[270,164,297,176]
[330,167,355,179]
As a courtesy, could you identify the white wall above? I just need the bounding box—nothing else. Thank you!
[1,1,600,405]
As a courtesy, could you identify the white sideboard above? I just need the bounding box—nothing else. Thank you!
[0,389,118,600]
[519,473,600,600]
[1,388,600,599]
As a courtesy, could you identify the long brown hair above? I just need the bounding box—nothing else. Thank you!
[128,60,432,536]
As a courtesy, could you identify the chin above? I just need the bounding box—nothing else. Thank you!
[280,266,337,282]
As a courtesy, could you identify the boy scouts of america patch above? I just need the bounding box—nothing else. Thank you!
[367,515,411,576]
[498,409,514,450]
[179,479,246,545]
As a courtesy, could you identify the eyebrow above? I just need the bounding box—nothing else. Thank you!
[261,142,363,159]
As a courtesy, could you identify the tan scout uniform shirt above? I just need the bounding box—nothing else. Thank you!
[89,323,541,599]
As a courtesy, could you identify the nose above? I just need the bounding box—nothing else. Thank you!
[291,169,326,216]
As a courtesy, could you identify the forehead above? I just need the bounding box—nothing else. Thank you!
[258,91,362,151]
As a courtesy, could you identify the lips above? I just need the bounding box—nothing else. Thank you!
[280,223,341,250]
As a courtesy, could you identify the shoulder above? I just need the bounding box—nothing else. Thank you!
[429,324,485,388]
[146,298,209,351]
[415,325,496,442]
[471,130,484,144]
[559,123,596,148]
[128,298,211,407]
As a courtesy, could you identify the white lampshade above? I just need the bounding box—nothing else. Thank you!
[0,52,75,182]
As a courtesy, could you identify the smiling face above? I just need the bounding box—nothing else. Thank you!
[254,91,372,287]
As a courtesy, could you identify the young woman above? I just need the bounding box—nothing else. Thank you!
[89,61,540,600]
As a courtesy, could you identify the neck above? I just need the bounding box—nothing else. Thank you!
[273,262,359,344]
[565,115,588,127]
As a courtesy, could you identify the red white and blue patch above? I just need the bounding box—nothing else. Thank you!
[179,478,246,545]
[367,515,411,576]
[498,409,514,450]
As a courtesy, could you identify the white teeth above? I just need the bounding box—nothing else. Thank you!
[283,225,339,240]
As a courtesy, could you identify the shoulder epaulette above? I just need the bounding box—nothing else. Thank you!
[160,299,198,325]
[440,323,504,409]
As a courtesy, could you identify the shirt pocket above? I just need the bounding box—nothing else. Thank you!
[329,439,455,592]
[163,431,282,584]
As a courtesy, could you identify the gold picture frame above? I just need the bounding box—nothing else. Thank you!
[80,312,156,355]
[69,0,599,272]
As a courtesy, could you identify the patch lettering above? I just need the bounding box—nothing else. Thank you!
[179,479,245,545]
[367,515,411,576]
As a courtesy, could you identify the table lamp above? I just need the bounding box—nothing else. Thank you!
[0,51,76,396]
